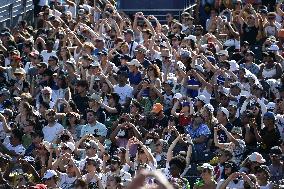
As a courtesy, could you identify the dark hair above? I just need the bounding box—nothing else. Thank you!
[57,47,72,61]
[74,179,88,188]
[40,101,50,109]
[12,128,23,142]
[76,80,89,89]
[86,109,96,116]
[169,155,187,173]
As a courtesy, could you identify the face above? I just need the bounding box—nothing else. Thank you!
[169,164,181,177]
[193,115,203,125]
[76,85,86,94]
[245,53,253,62]
[86,112,96,124]
[201,169,212,180]
[216,111,226,122]
[106,176,118,189]
[228,106,237,118]
[224,165,232,175]
[46,112,56,123]
[218,152,229,163]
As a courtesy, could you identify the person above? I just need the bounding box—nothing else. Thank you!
[194,163,216,189]
[268,146,284,182]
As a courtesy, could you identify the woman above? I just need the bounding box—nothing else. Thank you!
[65,61,80,93]
[57,47,74,70]
[65,112,81,140]
[171,99,193,129]
[214,126,246,165]
[105,175,122,189]
[222,22,240,52]
[125,136,157,172]
[11,68,29,96]
[256,165,273,189]
[258,51,282,80]
[146,64,161,89]
[82,158,103,189]
[15,102,37,128]
[194,163,216,189]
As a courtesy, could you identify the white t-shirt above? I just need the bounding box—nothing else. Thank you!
[276,114,284,140]
[41,50,57,63]
[216,179,244,189]
[101,170,131,188]
[80,122,108,138]
[42,122,64,142]
[3,137,26,155]
[59,172,77,189]
[114,84,133,105]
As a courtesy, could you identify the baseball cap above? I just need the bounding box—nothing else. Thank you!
[62,142,75,152]
[90,61,100,67]
[267,44,279,51]
[204,104,214,113]
[266,102,275,111]
[249,152,266,163]
[37,62,48,68]
[180,49,191,59]
[198,163,214,171]
[184,35,197,42]
[231,126,242,136]
[173,93,182,100]
[196,95,207,104]
[29,50,39,57]
[151,103,163,114]
[270,146,282,155]
[0,108,13,117]
[216,50,229,57]
[135,45,147,54]
[90,93,102,102]
[263,111,276,120]
[43,170,57,180]
[231,82,242,89]
[127,59,141,67]
[195,64,205,73]
[86,140,98,150]
[219,107,229,119]
[206,56,216,64]
[123,29,134,35]
[14,68,26,75]
[163,79,174,87]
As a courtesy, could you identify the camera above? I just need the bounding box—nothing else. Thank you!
[60,134,70,142]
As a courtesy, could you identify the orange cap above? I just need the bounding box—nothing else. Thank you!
[151,103,163,113]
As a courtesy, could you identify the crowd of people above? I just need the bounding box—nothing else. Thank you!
[0,0,284,188]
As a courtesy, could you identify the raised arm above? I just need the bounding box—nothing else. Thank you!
[167,135,181,162]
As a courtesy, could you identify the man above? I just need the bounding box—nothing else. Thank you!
[42,109,64,143]
[216,107,233,143]
[227,101,241,128]
[127,59,142,88]
[255,111,281,154]
[134,45,151,69]
[41,40,57,63]
[80,109,108,141]
[240,51,260,76]
[214,149,233,182]
[161,49,174,74]
[114,71,133,107]
[88,93,106,124]
[102,156,132,188]
[268,146,283,182]
[149,103,169,135]
[37,87,55,110]
[124,29,138,58]
[0,128,25,156]
[73,80,89,116]
[42,170,60,189]
[47,55,60,73]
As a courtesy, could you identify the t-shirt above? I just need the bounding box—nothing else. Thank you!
[276,114,284,140]
[114,84,133,105]
[101,170,131,189]
[80,122,108,137]
[3,137,26,155]
[42,122,64,143]
[216,179,244,189]
[59,172,76,189]
[241,23,258,45]
[128,71,142,86]
[41,50,57,63]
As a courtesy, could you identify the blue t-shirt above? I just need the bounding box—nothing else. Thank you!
[129,71,142,85]
[186,123,211,151]
[187,77,200,98]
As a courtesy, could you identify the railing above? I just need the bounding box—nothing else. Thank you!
[0,0,33,27]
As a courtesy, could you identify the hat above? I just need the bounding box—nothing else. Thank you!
[123,29,134,35]
[196,95,206,104]
[48,55,59,62]
[217,50,229,57]
[142,29,152,35]
[266,102,275,111]
[242,41,250,46]
[231,126,242,136]
[259,9,268,14]
[151,103,163,114]
[184,35,197,42]
[195,64,205,73]
[182,101,191,107]
[160,49,172,58]
[204,104,214,113]
[117,147,126,154]
[263,111,276,120]
[249,152,266,163]
[219,107,229,119]
[127,59,141,67]
[231,82,242,89]
[90,61,100,67]
[245,50,255,56]
[14,68,26,75]
[198,163,214,171]
[0,108,13,117]
[62,142,75,152]
[229,101,238,108]
[31,184,47,189]
[37,62,48,68]
[120,54,132,61]
[163,79,174,87]
[257,165,270,176]
[90,93,102,102]
[206,56,216,64]
[270,146,282,155]
[43,170,57,180]
[0,88,10,96]
[97,50,108,56]
[278,29,284,38]
[180,49,191,59]
[96,37,105,42]
[252,83,263,90]
[173,93,182,100]
[229,60,239,72]
[86,140,98,150]
[267,44,279,51]
[29,51,39,57]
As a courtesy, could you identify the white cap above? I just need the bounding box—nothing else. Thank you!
[195,64,205,73]
[43,170,57,180]
[267,102,276,110]
[184,35,197,42]
[268,44,279,51]
[217,50,229,57]
[62,142,75,152]
[249,152,266,163]
[204,104,214,113]
[196,95,207,104]
[127,59,141,67]
[173,93,182,100]
[219,107,229,119]
[229,60,239,72]
[199,163,214,170]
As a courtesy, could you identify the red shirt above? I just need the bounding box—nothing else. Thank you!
[178,113,191,127]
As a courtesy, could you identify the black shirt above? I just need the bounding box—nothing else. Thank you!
[73,94,89,115]
[242,23,258,45]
